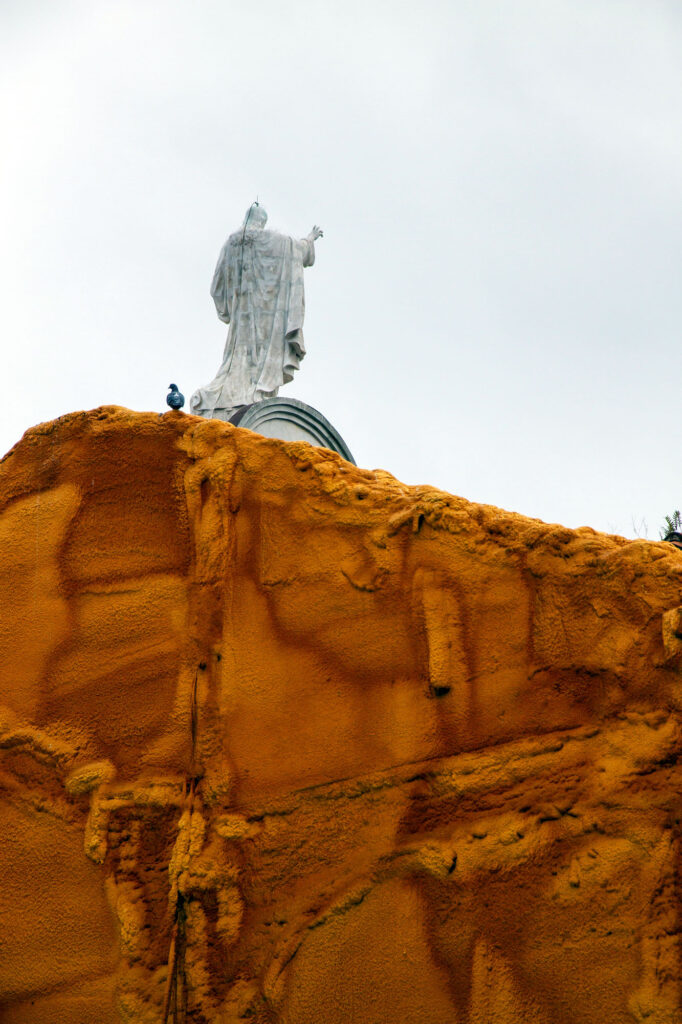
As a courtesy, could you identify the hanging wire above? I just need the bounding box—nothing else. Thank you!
[237,200,260,297]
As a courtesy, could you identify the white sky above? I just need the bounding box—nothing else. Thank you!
[1,0,680,538]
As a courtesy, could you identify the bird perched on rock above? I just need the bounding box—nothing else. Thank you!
[166,383,185,410]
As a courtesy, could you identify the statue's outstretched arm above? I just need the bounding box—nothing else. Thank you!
[301,226,323,268]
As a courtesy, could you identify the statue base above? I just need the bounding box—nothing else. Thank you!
[227,398,355,464]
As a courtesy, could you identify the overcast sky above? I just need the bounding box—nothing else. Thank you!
[1,1,680,538]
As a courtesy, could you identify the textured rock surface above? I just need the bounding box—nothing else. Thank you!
[1,406,682,1023]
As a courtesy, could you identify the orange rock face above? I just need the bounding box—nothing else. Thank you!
[1,407,682,1023]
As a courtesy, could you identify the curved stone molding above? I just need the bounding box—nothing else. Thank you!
[229,397,355,464]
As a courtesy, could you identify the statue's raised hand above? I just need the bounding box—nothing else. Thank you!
[308,225,324,241]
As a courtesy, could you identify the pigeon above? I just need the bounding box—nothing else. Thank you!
[166,383,185,410]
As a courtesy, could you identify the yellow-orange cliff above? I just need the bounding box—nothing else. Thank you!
[1,407,682,1023]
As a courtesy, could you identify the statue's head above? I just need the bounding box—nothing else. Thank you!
[243,203,267,230]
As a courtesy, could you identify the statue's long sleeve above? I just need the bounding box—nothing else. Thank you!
[210,244,231,324]
[300,238,315,268]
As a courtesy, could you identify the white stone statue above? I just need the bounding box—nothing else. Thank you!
[190,204,323,420]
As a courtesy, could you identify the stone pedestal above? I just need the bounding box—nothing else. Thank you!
[228,397,355,463]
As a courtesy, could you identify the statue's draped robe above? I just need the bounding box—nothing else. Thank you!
[191,228,314,418]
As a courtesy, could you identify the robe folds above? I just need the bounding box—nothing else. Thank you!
[190,228,315,419]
